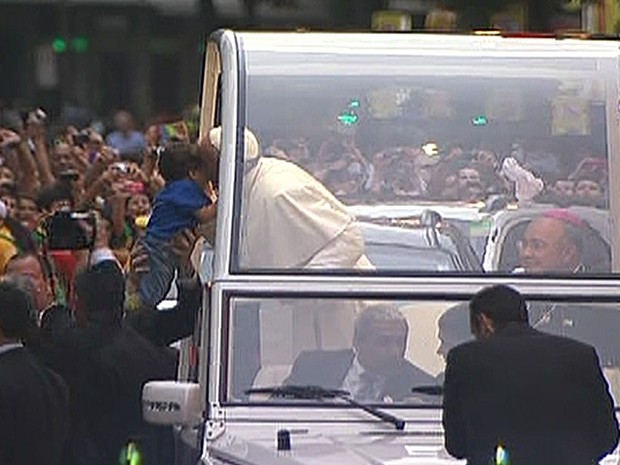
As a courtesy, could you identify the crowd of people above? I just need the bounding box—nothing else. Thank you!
[0,98,616,465]
[0,103,611,305]
[0,104,210,465]
[0,105,212,307]
[0,252,202,464]
[265,134,609,209]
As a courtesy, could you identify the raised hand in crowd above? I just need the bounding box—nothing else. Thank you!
[84,143,118,185]
[30,119,55,188]
[0,127,20,147]
[80,160,124,207]
[0,128,40,193]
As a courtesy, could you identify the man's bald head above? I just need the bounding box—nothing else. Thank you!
[518,213,583,273]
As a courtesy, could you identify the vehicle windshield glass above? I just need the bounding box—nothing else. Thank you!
[226,296,620,408]
[233,35,617,275]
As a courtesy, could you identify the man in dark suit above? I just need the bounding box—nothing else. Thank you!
[0,277,69,465]
[42,258,177,465]
[514,209,620,366]
[284,303,437,402]
[443,285,619,465]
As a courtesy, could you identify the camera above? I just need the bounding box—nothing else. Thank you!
[73,131,90,147]
[22,108,47,126]
[58,170,80,183]
[111,162,129,174]
[46,210,96,250]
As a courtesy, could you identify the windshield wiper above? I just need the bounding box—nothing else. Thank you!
[246,385,406,431]
[411,385,443,396]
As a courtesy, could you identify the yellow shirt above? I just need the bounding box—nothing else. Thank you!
[0,224,17,273]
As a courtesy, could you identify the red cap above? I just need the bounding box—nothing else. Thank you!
[542,209,586,228]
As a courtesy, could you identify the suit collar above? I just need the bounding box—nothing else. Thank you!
[0,342,23,356]
[494,322,536,338]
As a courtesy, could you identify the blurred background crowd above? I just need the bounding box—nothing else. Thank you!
[0,0,614,138]
[264,133,609,209]
[0,103,208,465]
[0,104,202,307]
[1,1,618,464]
[0,102,610,294]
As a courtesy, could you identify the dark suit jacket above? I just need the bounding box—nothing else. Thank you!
[126,277,202,347]
[284,349,437,401]
[443,324,619,465]
[528,302,620,367]
[81,324,177,464]
[0,347,69,465]
[39,313,177,465]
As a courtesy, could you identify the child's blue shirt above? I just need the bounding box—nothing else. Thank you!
[146,179,211,241]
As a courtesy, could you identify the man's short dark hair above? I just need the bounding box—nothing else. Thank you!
[75,260,125,322]
[17,191,39,205]
[469,285,528,330]
[0,183,17,198]
[354,303,408,342]
[0,277,33,338]
[6,252,55,285]
[37,183,73,211]
[158,142,204,182]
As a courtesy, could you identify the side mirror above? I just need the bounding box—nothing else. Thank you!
[143,381,201,426]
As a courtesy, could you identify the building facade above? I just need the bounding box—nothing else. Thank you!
[0,0,436,123]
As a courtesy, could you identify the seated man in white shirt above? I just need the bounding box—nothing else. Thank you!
[283,304,437,402]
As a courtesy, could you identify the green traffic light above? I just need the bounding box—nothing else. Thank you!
[52,38,67,53]
[338,112,359,126]
[472,115,488,126]
[72,36,89,53]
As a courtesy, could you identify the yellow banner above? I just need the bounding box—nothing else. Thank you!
[371,11,412,31]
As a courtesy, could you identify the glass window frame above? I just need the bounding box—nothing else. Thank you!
[205,278,620,414]
[223,33,620,278]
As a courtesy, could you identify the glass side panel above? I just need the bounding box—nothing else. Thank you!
[233,39,617,275]
[226,296,620,407]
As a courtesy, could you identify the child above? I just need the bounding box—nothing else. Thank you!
[137,142,217,308]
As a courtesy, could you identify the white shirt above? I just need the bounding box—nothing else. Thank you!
[341,355,385,402]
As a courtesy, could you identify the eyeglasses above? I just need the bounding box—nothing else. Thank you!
[516,238,549,252]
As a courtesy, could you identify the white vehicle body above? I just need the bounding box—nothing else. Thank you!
[144,31,620,465]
